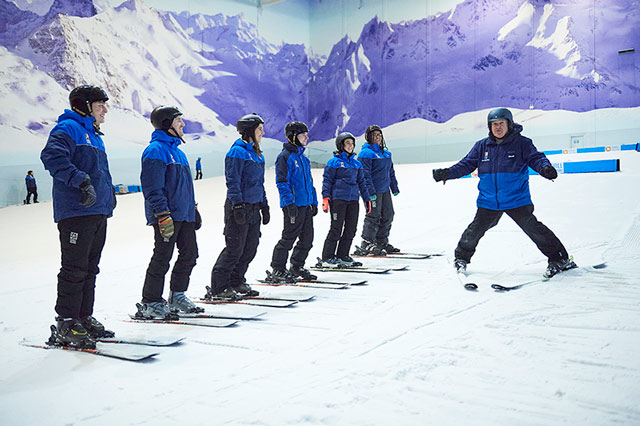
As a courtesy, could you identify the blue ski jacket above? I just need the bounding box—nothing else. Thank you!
[322,151,370,202]
[224,138,267,206]
[40,109,115,223]
[25,175,37,189]
[275,143,318,208]
[358,142,399,196]
[141,130,196,225]
[447,124,552,210]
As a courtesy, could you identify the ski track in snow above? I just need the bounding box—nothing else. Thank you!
[1,153,640,425]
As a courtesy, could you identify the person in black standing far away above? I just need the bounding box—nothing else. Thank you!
[24,170,38,204]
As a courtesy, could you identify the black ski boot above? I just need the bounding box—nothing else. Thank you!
[204,285,243,301]
[454,258,468,274]
[358,240,386,256]
[381,243,400,253]
[265,268,298,283]
[80,316,115,338]
[544,257,577,278]
[339,255,363,267]
[232,280,259,297]
[290,265,317,280]
[49,317,96,349]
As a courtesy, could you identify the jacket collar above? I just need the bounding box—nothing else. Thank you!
[58,109,99,134]
[284,142,305,155]
[233,138,256,153]
[151,129,182,148]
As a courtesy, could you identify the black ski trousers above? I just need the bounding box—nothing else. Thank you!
[211,199,262,293]
[271,205,314,270]
[361,190,394,245]
[55,214,108,319]
[142,221,198,303]
[322,199,359,260]
[26,188,38,203]
[454,204,569,263]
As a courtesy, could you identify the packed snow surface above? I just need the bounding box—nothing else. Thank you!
[1,150,639,425]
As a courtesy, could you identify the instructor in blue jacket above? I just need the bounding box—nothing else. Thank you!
[137,106,203,320]
[40,85,116,349]
[433,108,575,279]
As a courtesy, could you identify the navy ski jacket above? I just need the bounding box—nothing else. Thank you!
[275,143,318,208]
[141,130,196,225]
[358,142,399,196]
[224,138,267,206]
[40,109,115,223]
[25,175,37,189]
[322,151,370,202]
[447,124,552,210]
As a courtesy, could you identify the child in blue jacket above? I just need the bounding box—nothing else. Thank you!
[433,108,575,278]
[267,121,319,282]
[357,125,401,255]
[318,132,372,267]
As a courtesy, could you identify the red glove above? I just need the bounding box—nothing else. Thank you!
[366,200,372,214]
[322,197,330,213]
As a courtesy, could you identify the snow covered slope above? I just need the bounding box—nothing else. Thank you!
[1,150,639,425]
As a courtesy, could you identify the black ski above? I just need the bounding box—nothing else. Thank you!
[97,336,184,346]
[456,271,478,291]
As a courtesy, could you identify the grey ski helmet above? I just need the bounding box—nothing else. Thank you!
[487,107,514,132]
[335,132,356,153]
[285,121,309,146]
[69,85,108,116]
[150,106,183,131]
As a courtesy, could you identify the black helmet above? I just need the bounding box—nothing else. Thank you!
[487,107,514,134]
[150,106,183,131]
[365,125,383,144]
[236,113,264,140]
[335,132,356,153]
[69,85,108,116]
[285,121,309,146]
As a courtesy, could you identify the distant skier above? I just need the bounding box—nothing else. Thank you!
[24,170,38,204]
[40,85,116,349]
[317,132,372,267]
[195,157,202,180]
[137,106,203,319]
[266,121,318,282]
[206,114,269,301]
[432,107,575,278]
[356,125,401,255]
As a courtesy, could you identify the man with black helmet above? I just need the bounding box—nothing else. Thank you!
[206,113,269,301]
[40,85,116,349]
[317,132,372,267]
[266,121,319,282]
[433,107,575,278]
[136,105,204,319]
[356,124,401,256]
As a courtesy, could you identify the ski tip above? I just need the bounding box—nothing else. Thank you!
[490,284,508,291]
[464,283,478,291]
[592,262,608,269]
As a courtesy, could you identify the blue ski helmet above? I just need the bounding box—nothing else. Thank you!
[487,107,514,133]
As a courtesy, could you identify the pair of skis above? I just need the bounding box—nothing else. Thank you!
[457,262,608,292]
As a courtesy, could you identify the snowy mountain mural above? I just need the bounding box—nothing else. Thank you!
[2,0,638,142]
[309,0,640,137]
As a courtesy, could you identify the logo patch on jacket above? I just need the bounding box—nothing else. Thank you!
[70,232,78,245]
[340,162,345,167]
[294,160,299,167]
[482,151,490,162]
[85,134,90,143]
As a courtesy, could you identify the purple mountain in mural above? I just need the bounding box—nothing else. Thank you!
[310,0,640,138]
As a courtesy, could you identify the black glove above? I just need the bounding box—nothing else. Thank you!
[233,203,246,225]
[195,207,202,230]
[261,205,270,225]
[155,210,174,242]
[540,165,558,180]
[285,204,298,224]
[79,175,97,207]
[112,186,117,209]
[432,168,450,183]
[311,204,318,216]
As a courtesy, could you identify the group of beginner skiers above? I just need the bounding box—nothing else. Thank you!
[40,85,574,349]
